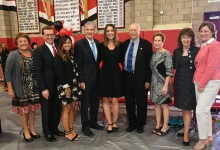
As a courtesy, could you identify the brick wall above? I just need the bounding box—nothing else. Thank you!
[1,0,220,37]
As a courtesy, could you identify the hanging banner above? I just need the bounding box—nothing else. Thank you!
[208,0,220,2]
[16,0,40,33]
[54,0,81,32]
[97,0,124,29]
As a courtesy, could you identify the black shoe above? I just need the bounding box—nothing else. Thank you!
[136,128,144,134]
[30,132,41,139]
[152,126,162,134]
[44,134,57,142]
[23,133,33,142]
[112,122,118,132]
[107,124,113,133]
[157,129,169,136]
[176,132,184,137]
[52,130,64,136]
[82,129,94,137]
[183,140,190,146]
[126,126,136,132]
[90,124,104,130]
[64,130,79,141]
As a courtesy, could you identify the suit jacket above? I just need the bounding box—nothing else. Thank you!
[74,37,100,87]
[194,40,220,88]
[122,38,152,90]
[33,43,57,93]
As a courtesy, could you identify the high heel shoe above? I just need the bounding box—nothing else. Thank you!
[64,130,78,141]
[208,137,214,146]
[23,133,33,142]
[30,132,41,139]
[70,128,80,138]
[156,128,169,136]
[107,124,113,133]
[194,139,208,150]
[183,140,190,146]
[112,122,118,131]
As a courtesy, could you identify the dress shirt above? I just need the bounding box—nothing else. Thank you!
[124,38,140,71]
[45,42,57,57]
[86,37,97,59]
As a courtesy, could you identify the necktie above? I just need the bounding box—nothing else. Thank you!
[91,41,96,60]
[52,45,56,56]
[127,42,134,72]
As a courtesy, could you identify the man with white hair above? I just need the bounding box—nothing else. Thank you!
[122,23,152,133]
[74,21,104,137]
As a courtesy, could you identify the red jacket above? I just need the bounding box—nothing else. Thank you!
[194,39,220,88]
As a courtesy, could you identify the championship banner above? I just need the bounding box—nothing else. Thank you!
[54,0,81,32]
[16,0,40,33]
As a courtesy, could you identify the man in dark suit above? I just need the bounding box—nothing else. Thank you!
[74,21,104,137]
[33,26,63,142]
[122,23,152,134]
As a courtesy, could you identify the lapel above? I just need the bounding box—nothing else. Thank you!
[83,37,97,62]
[135,38,143,65]
[43,43,54,59]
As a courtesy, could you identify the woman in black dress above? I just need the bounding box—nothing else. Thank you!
[54,35,81,141]
[173,28,199,146]
[98,24,123,133]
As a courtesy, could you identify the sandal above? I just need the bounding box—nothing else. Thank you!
[64,130,79,141]
[112,122,118,131]
[156,129,169,136]
[152,126,162,134]
[107,124,113,133]
[70,128,80,138]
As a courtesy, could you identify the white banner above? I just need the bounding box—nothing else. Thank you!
[16,0,40,33]
[208,0,220,3]
[97,0,124,29]
[54,0,81,32]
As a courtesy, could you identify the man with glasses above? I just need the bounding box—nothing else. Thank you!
[33,26,63,142]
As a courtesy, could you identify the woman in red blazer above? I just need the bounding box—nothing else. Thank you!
[194,21,220,150]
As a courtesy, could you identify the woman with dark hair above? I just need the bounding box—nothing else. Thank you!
[193,21,220,149]
[0,42,10,88]
[5,33,41,142]
[54,35,81,141]
[98,24,123,133]
[173,28,199,146]
[150,32,173,136]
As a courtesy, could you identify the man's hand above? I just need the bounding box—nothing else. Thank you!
[80,82,86,90]
[145,82,150,89]
[65,87,71,98]
[42,90,49,100]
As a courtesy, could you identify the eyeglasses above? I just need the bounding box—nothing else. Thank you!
[44,34,55,38]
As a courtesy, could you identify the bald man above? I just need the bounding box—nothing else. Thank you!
[122,23,152,133]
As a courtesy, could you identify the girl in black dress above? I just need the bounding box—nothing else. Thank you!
[98,24,123,133]
[54,35,81,141]
[173,28,199,146]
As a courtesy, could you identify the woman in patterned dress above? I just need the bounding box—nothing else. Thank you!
[173,28,199,146]
[54,35,81,141]
[150,32,173,136]
[5,33,41,142]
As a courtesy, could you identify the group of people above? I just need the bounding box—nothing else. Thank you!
[3,21,220,150]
